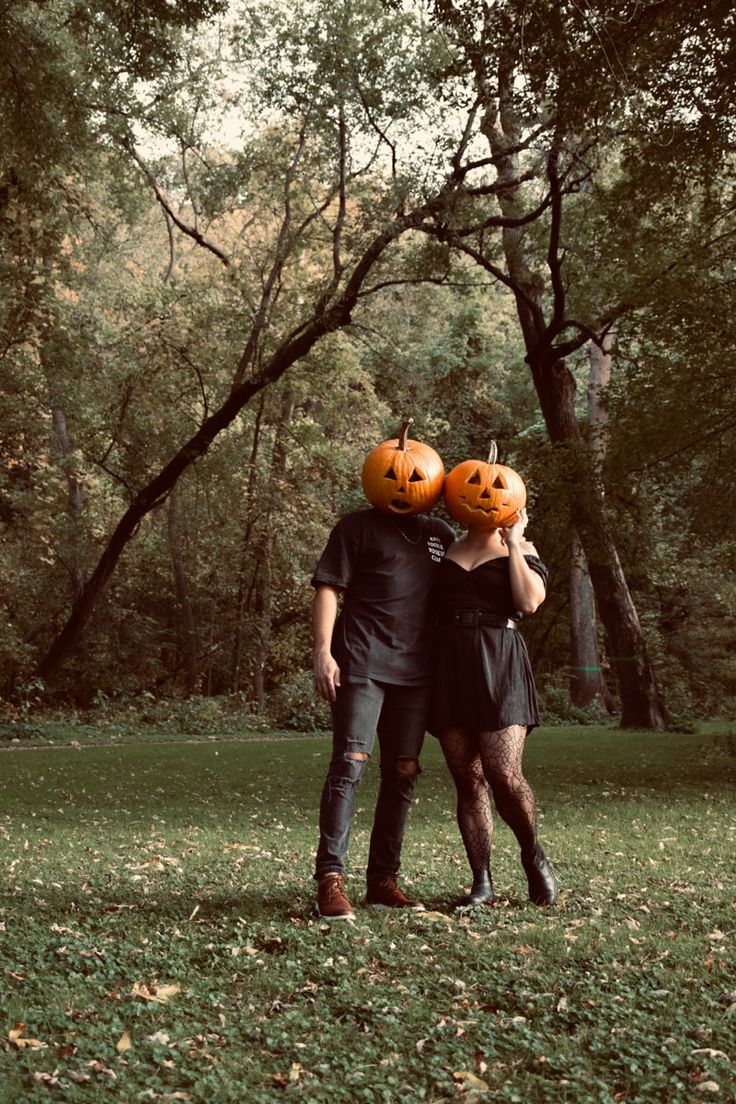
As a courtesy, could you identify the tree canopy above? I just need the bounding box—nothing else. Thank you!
[1,0,735,725]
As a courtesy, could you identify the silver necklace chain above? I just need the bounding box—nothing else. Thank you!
[390,514,424,544]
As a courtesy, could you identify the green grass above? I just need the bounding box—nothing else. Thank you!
[1,725,734,1103]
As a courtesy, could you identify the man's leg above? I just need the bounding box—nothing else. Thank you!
[315,678,384,881]
[365,682,430,906]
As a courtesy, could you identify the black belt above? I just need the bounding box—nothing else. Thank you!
[441,609,517,629]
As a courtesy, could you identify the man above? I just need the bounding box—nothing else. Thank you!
[311,426,454,920]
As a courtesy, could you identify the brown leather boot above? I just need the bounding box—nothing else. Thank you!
[366,876,425,910]
[316,873,355,920]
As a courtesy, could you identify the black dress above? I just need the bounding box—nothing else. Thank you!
[429,554,548,736]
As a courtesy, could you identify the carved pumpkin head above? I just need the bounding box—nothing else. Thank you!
[444,442,526,530]
[361,419,444,516]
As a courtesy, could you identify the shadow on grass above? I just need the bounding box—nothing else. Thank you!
[2,879,559,929]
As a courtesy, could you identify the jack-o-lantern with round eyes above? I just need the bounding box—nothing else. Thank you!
[444,441,526,530]
[361,419,444,516]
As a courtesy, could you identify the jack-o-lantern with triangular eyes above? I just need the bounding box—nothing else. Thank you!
[444,442,526,530]
[361,419,444,516]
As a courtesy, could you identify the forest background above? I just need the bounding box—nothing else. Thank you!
[2,0,735,736]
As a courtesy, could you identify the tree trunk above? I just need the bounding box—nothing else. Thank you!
[166,483,200,695]
[568,332,616,711]
[250,392,293,711]
[569,534,615,712]
[230,396,265,692]
[533,362,666,728]
[49,402,92,704]
[480,58,665,729]
[50,406,85,604]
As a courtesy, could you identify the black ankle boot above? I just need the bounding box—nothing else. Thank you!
[452,868,495,910]
[522,845,558,905]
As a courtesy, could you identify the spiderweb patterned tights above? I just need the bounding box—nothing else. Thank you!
[439,724,538,872]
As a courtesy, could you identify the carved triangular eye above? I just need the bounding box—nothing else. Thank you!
[384,466,398,480]
[492,475,506,489]
[409,469,425,482]
[467,470,482,485]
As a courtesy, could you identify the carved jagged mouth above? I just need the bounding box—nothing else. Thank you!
[390,499,413,512]
[459,499,497,515]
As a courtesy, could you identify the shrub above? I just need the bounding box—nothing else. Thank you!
[267,670,331,731]
[538,684,612,726]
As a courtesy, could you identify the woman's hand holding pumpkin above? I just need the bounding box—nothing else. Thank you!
[502,507,529,547]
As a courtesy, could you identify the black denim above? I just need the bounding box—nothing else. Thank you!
[315,678,430,881]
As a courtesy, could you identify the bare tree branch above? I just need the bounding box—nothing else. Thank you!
[546,136,566,333]
[123,139,231,267]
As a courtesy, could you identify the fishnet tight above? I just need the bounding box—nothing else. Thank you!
[439,725,538,872]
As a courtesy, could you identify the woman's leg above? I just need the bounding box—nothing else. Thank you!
[476,725,537,859]
[439,726,495,904]
[477,725,557,904]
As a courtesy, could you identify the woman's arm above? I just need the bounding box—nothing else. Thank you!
[503,509,546,614]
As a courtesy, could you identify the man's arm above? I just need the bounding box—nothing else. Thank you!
[313,585,343,702]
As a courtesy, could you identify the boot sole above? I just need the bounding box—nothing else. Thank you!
[367,902,426,911]
[314,906,356,921]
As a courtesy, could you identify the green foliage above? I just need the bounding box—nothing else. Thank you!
[0,726,734,1101]
[1,0,736,726]
[268,671,331,732]
[537,686,608,727]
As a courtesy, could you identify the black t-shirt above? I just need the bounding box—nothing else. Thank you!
[311,508,456,685]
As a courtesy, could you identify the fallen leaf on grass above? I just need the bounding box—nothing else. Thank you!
[453,1070,489,1092]
[116,1030,132,1053]
[8,1023,47,1050]
[694,1083,721,1095]
[87,1060,117,1079]
[691,1048,729,1060]
[147,1031,172,1046]
[33,1070,62,1087]
[131,981,181,1004]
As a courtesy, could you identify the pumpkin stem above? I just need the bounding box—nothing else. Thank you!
[398,419,414,450]
[487,440,498,465]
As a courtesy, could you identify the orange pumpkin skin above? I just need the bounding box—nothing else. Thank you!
[361,424,444,516]
[444,457,526,530]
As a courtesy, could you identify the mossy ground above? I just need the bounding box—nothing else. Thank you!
[1,724,734,1102]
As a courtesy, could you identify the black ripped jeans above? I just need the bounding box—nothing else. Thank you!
[315,678,430,882]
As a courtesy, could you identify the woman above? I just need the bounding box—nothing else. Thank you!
[431,507,558,907]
